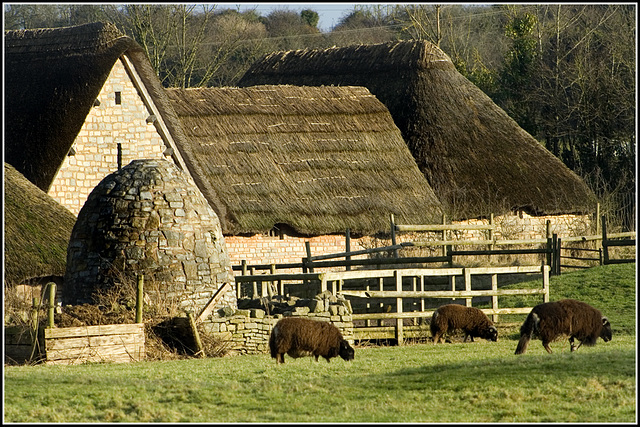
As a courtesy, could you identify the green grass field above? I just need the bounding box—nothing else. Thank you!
[3,263,636,423]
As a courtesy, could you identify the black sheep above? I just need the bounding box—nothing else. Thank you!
[430,304,498,344]
[515,299,612,354]
[269,317,355,364]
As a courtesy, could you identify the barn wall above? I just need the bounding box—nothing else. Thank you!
[225,233,373,269]
[47,57,174,215]
[225,212,592,269]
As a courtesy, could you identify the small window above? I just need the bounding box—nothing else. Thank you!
[115,92,121,105]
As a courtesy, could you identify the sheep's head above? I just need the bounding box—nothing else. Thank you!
[483,325,498,342]
[600,317,612,342]
[339,340,355,361]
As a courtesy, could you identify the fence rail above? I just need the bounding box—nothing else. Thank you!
[234,265,550,344]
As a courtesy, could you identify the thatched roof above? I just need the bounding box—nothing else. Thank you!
[4,163,77,286]
[238,40,597,219]
[3,22,189,193]
[166,85,443,235]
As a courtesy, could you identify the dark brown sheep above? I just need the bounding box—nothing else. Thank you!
[430,304,498,344]
[269,317,355,364]
[515,299,612,354]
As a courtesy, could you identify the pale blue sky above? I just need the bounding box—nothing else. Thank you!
[225,2,360,32]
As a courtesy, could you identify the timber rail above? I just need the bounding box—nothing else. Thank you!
[234,264,550,344]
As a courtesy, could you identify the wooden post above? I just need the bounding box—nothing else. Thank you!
[305,241,314,272]
[442,213,447,258]
[31,297,39,332]
[47,282,56,328]
[390,214,398,258]
[378,277,384,327]
[136,274,144,323]
[556,237,562,275]
[269,264,278,297]
[464,268,472,307]
[450,275,456,301]
[395,270,403,345]
[345,229,351,271]
[601,215,609,265]
[552,233,558,275]
[491,274,498,323]
[251,266,257,298]
[187,312,205,357]
[542,264,550,303]
[595,202,601,236]
[239,260,248,299]
[488,214,494,250]
[420,275,425,315]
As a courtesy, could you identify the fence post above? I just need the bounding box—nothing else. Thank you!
[551,233,558,275]
[345,229,351,271]
[239,260,247,299]
[601,215,610,265]
[390,214,398,258]
[556,237,562,275]
[464,268,472,307]
[491,274,498,323]
[136,274,144,323]
[47,282,56,328]
[542,264,550,303]
[395,270,403,345]
[187,311,205,358]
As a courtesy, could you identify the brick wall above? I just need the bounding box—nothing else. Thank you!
[48,57,173,215]
[225,211,593,269]
[225,233,373,269]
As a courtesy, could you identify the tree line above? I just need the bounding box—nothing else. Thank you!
[4,4,635,229]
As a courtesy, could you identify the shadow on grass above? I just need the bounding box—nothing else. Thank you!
[363,348,636,392]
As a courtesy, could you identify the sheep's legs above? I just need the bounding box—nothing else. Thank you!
[569,337,582,352]
[542,341,553,353]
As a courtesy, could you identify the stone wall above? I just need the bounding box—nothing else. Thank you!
[48,57,173,216]
[64,159,235,314]
[201,298,354,356]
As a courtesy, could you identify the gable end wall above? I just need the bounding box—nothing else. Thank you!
[47,57,174,215]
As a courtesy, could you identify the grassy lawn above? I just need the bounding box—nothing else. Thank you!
[3,263,636,423]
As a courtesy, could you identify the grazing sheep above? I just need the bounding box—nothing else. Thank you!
[269,317,355,364]
[515,299,612,355]
[430,304,498,344]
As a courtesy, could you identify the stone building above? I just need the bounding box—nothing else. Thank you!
[63,159,235,313]
[4,22,190,216]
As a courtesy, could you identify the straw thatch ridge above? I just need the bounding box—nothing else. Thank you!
[4,163,77,286]
[166,85,443,235]
[239,41,597,219]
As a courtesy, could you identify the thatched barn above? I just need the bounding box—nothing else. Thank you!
[4,22,191,216]
[4,163,76,289]
[166,85,443,266]
[238,40,597,224]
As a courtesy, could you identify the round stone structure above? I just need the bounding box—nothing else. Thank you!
[63,159,236,313]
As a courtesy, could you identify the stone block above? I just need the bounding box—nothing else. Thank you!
[250,309,265,318]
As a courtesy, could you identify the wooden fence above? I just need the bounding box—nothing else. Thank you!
[235,265,550,344]
[601,215,636,265]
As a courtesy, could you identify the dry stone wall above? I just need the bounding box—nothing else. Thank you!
[202,297,354,356]
[63,159,235,314]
